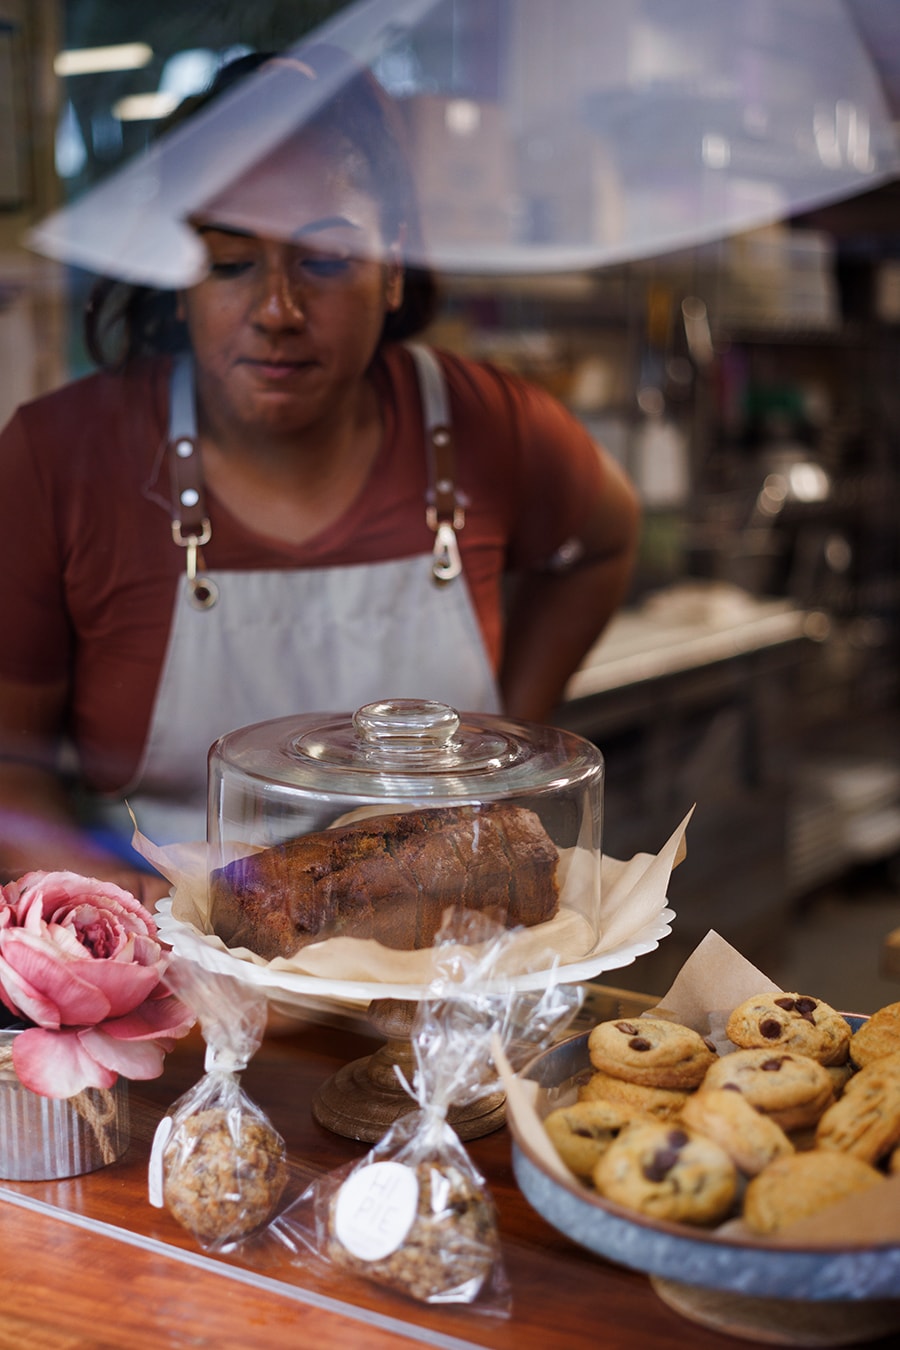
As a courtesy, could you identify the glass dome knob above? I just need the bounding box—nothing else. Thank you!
[352,699,460,750]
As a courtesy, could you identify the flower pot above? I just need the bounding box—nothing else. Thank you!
[0,1028,130,1180]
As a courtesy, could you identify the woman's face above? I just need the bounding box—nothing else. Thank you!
[180,132,403,439]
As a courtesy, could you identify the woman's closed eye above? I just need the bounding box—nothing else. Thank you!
[206,252,352,282]
[207,258,254,278]
[301,253,351,278]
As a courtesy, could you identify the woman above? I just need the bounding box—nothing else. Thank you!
[0,48,640,901]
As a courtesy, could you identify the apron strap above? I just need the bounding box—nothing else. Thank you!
[406,343,464,583]
[167,354,218,609]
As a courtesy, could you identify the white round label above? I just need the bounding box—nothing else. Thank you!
[333,1161,419,1262]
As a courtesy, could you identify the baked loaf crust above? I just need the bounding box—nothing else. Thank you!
[209,803,560,961]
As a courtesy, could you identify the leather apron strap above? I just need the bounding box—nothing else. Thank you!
[406,342,466,582]
[167,355,218,609]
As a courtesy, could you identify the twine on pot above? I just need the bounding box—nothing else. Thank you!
[0,1041,121,1166]
[69,1083,121,1165]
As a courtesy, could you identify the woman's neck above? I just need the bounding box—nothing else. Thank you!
[194,374,383,547]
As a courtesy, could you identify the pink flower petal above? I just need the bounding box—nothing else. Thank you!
[13,871,157,939]
[132,934,163,967]
[0,930,111,1025]
[101,993,195,1042]
[75,957,163,1019]
[44,923,86,957]
[78,1027,166,1082]
[0,950,64,1026]
[13,888,46,931]
[0,984,22,1019]
[53,904,130,959]
[12,1026,117,1098]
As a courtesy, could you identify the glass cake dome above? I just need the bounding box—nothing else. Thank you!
[206,698,604,961]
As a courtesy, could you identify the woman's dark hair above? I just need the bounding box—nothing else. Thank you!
[85,45,438,369]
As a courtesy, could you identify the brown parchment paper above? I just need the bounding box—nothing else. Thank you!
[133,807,691,986]
[502,929,900,1249]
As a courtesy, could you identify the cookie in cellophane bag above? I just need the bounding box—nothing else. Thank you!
[148,959,288,1252]
[272,909,581,1311]
[323,1112,503,1306]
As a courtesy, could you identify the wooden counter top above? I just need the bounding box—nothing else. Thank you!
[1,994,897,1350]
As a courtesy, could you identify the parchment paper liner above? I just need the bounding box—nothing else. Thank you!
[132,808,691,986]
[498,929,900,1250]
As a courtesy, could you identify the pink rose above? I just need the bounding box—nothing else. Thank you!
[0,870,194,1098]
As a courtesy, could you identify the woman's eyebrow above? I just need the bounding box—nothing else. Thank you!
[292,215,363,238]
[193,217,362,242]
[194,224,253,240]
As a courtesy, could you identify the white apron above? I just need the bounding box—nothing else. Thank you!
[86,346,500,849]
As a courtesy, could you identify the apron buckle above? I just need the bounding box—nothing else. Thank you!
[430,519,463,582]
[171,520,218,609]
[171,518,212,548]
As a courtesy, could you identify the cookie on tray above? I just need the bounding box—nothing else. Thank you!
[825,1061,856,1097]
[681,1087,794,1176]
[815,1055,900,1164]
[587,1016,717,1089]
[743,1149,884,1236]
[849,1002,900,1068]
[578,1070,690,1121]
[701,1048,834,1132]
[593,1120,738,1226]
[725,993,850,1066]
[544,1100,643,1180]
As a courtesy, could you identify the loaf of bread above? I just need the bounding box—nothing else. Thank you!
[209,803,560,960]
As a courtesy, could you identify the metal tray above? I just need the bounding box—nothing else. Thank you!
[510,1022,900,1301]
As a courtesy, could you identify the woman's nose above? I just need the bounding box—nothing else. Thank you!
[252,258,306,329]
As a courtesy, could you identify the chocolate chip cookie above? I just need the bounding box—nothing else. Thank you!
[849,1002,900,1068]
[726,993,850,1066]
[701,1048,834,1131]
[578,1070,690,1120]
[587,1016,717,1089]
[681,1087,794,1176]
[593,1119,738,1225]
[544,1100,643,1180]
[815,1053,900,1163]
[743,1149,884,1235]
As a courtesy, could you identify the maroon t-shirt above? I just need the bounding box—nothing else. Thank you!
[0,344,606,792]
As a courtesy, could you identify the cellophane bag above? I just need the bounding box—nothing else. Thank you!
[147,958,288,1252]
[272,910,581,1312]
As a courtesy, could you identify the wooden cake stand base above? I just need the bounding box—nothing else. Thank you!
[651,1276,900,1347]
[311,997,507,1143]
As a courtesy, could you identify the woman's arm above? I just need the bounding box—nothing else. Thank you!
[0,675,170,905]
[499,449,641,724]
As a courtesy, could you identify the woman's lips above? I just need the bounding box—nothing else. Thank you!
[243,357,315,380]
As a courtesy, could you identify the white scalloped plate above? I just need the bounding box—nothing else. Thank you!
[155,894,674,1009]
